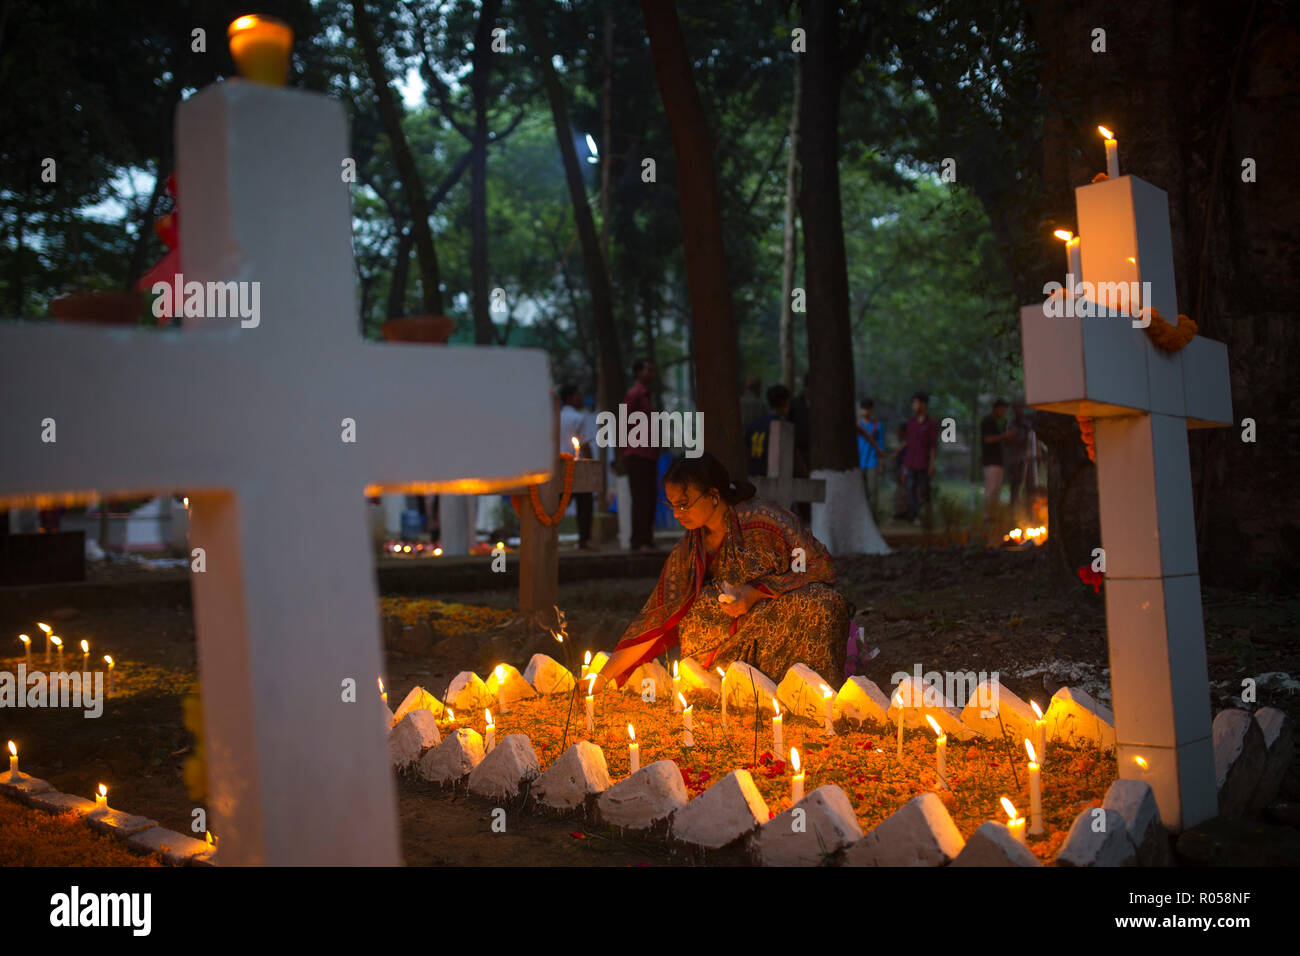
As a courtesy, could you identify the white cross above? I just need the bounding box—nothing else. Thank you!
[0,81,552,864]
[1020,172,1233,831]
[751,419,825,512]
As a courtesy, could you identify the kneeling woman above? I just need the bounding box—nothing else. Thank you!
[597,452,848,688]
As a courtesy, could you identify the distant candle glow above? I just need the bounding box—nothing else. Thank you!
[571,436,581,457]
[227,14,294,86]
[1134,755,1149,770]
[37,623,51,635]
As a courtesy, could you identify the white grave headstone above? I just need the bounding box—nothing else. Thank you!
[0,81,552,864]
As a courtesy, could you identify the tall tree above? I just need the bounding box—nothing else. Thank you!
[520,0,625,410]
[351,0,443,316]
[780,55,803,391]
[639,0,744,477]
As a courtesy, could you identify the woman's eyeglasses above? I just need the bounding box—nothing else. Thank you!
[663,490,709,513]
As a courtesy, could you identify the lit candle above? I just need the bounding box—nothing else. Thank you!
[104,655,114,696]
[679,693,693,747]
[716,667,728,728]
[1098,125,1119,178]
[95,783,108,810]
[51,635,63,670]
[1026,739,1043,835]
[39,622,51,664]
[790,747,804,804]
[7,740,16,775]
[820,683,835,736]
[484,709,495,753]
[894,691,905,758]
[580,651,591,683]
[377,677,387,706]
[571,436,581,459]
[227,14,294,86]
[771,698,783,753]
[628,723,640,773]
[18,634,30,665]
[1054,229,1082,292]
[926,714,947,782]
[81,639,89,671]
[672,660,681,712]
[585,674,597,733]
[445,708,456,730]
[495,664,508,714]
[1001,796,1027,845]
[1030,700,1046,767]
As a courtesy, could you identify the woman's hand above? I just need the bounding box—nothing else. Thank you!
[720,583,763,618]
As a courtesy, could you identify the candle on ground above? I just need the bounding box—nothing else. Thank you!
[1001,797,1027,845]
[1030,700,1046,766]
[894,691,905,758]
[38,623,50,664]
[672,660,681,712]
[7,741,16,775]
[820,683,835,736]
[628,723,639,773]
[790,747,804,804]
[1026,739,1044,835]
[377,677,387,706]
[679,693,693,747]
[95,784,108,810]
[81,639,89,671]
[18,634,30,665]
[771,698,783,753]
[104,656,114,696]
[580,651,591,683]
[926,714,947,783]
[445,708,456,730]
[495,664,508,714]
[585,674,597,733]
[1098,125,1119,178]
[484,709,495,753]
[716,667,728,728]
[51,636,63,670]
[1054,229,1082,292]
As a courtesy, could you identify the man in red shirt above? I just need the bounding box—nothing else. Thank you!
[902,391,938,525]
[621,358,659,551]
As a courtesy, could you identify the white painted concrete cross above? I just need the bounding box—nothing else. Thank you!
[0,81,552,864]
[1020,173,1233,831]
[752,420,824,512]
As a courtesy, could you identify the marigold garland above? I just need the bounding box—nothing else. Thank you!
[510,453,576,527]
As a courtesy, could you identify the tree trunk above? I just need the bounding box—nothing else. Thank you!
[521,0,625,411]
[600,9,614,272]
[469,0,503,345]
[640,0,744,477]
[352,0,443,316]
[387,224,413,319]
[780,55,802,391]
[797,0,857,472]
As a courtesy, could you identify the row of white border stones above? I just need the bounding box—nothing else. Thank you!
[389,654,1294,866]
[0,772,216,866]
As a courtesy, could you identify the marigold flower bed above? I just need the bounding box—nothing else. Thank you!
[476,689,1116,863]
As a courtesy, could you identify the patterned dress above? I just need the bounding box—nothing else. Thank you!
[604,497,847,684]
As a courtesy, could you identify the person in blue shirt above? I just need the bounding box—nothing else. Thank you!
[856,397,885,520]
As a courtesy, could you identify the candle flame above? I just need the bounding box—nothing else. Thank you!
[37,623,51,634]
[677,691,688,709]
[433,547,443,556]
[715,666,726,679]
[495,664,505,682]
[1134,755,1148,769]
[672,659,678,678]
[377,677,384,694]
[571,436,580,456]
[7,741,15,758]
[19,634,29,645]
[50,636,62,648]
[627,723,636,741]
[584,651,591,666]
[771,697,781,718]
[496,541,505,550]
[925,714,943,736]
[1025,739,1038,763]
[1031,700,1043,719]
[587,674,597,695]
[206,830,215,846]
[447,708,455,721]
[893,691,903,707]
[232,14,259,31]
[485,708,493,727]
[97,784,107,798]
[1000,796,1018,820]
[80,639,89,653]
[790,747,800,773]
[1097,125,1114,140]
[820,683,833,699]
[552,629,563,644]
[104,655,113,666]
[1053,229,1073,242]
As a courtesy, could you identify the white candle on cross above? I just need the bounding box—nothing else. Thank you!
[627,723,639,773]
[1098,125,1119,178]
[820,683,835,736]
[1001,796,1027,845]
[1026,739,1044,835]
[772,698,783,753]
[790,747,804,804]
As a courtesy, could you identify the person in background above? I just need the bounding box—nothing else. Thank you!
[745,383,792,477]
[1005,400,1037,522]
[621,358,660,552]
[788,372,813,525]
[889,423,910,520]
[740,376,765,433]
[560,383,597,550]
[902,391,938,525]
[855,397,884,520]
[980,398,1011,524]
